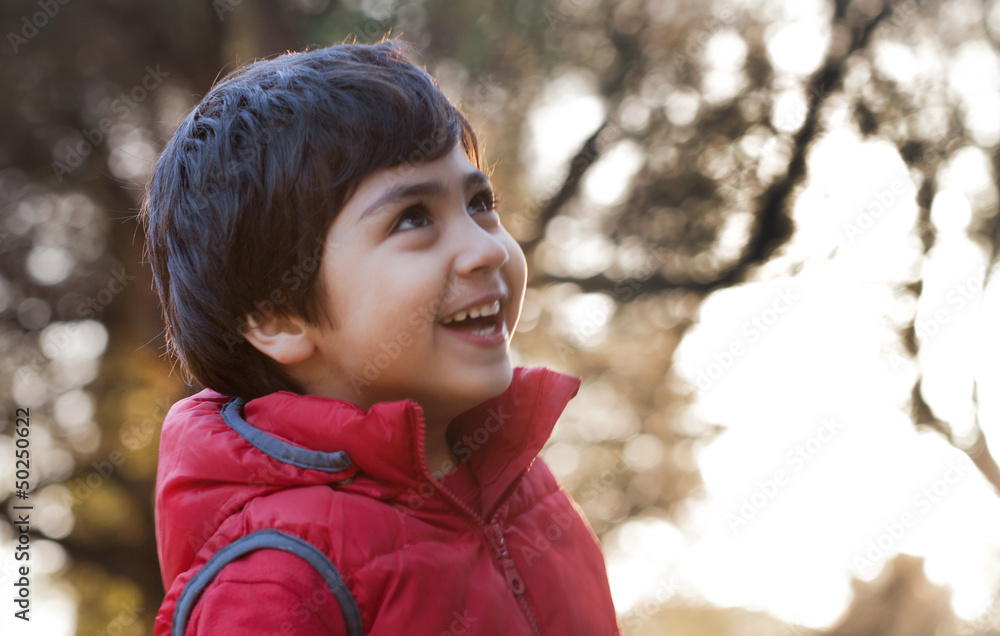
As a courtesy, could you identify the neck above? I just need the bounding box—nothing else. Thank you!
[423,427,461,477]
[418,400,470,478]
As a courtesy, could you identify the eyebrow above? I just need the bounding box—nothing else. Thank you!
[357,171,492,223]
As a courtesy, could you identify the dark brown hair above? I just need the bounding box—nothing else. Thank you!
[141,40,480,399]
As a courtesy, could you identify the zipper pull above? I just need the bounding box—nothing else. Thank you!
[490,522,526,596]
[502,556,525,596]
[488,522,505,550]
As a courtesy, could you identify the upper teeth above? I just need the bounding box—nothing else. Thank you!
[441,300,501,324]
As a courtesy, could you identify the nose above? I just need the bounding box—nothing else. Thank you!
[451,212,510,278]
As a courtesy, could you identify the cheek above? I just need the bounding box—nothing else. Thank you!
[360,276,441,345]
[502,236,528,323]
[505,237,528,290]
[340,311,416,377]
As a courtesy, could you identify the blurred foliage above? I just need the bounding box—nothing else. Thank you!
[3,0,1000,633]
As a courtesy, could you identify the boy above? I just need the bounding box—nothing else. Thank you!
[142,40,620,635]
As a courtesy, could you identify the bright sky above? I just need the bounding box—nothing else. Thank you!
[525,0,1000,631]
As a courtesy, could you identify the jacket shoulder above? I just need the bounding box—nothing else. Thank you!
[189,551,346,635]
[159,532,363,636]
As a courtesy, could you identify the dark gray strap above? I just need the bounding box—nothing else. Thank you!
[172,529,363,636]
[221,398,354,472]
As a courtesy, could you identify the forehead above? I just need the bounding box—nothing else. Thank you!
[365,143,480,193]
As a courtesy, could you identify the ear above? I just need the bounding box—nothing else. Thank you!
[242,313,316,365]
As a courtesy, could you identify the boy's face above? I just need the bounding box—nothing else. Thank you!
[294,143,527,424]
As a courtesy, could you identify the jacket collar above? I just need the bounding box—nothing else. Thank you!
[234,365,582,518]
[156,366,581,590]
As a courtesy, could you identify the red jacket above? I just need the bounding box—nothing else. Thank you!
[154,366,621,635]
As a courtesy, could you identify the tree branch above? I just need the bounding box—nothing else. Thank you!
[528,3,896,297]
[520,23,645,258]
[520,121,610,255]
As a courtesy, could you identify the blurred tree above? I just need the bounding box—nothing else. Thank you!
[1,0,998,634]
[825,555,957,636]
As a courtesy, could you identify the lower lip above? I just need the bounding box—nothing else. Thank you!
[440,318,508,347]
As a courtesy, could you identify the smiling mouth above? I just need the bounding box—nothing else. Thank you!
[439,310,504,336]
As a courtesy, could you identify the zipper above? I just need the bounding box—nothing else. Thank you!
[412,405,542,635]
[431,478,542,634]
[486,520,541,635]
[486,522,524,594]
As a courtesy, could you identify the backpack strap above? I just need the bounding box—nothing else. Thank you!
[172,529,362,636]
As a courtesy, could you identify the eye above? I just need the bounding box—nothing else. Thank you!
[468,190,500,217]
[392,204,431,232]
